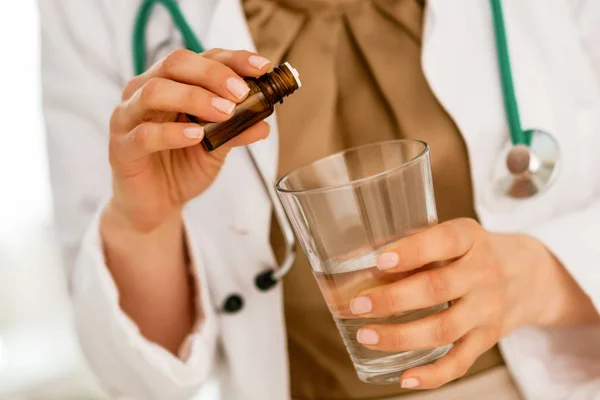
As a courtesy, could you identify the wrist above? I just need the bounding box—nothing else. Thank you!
[521,235,563,326]
[520,234,596,327]
[100,198,196,354]
[496,233,547,331]
[100,198,185,260]
[102,198,183,234]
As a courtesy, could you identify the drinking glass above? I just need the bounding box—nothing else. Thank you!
[275,139,451,384]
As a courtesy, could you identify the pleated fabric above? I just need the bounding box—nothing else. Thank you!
[244,1,505,398]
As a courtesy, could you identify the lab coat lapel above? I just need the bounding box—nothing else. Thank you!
[180,0,281,240]
[422,0,560,218]
[183,5,289,397]
[107,1,141,78]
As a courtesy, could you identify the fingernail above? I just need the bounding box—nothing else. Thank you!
[357,329,379,345]
[226,78,250,100]
[401,378,420,389]
[248,55,271,70]
[212,96,236,115]
[377,252,399,270]
[350,297,372,315]
[183,126,204,139]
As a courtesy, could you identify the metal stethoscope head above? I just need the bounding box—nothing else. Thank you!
[498,130,560,198]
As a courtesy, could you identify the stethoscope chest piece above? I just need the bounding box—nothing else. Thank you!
[497,129,560,199]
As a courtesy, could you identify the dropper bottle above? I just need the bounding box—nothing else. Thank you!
[187,62,302,151]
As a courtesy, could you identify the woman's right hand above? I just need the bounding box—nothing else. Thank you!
[108,48,272,231]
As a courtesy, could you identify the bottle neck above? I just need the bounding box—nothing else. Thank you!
[257,64,300,105]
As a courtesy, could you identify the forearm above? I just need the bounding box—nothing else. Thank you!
[527,235,600,327]
[100,200,196,355]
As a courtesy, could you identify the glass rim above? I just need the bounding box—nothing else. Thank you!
[275,139,430,195]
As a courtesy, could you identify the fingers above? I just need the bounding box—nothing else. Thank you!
[350,259,482,318]
[375,219,482,273]
[115,48,273,133]
[115,78,236,132]
[202,48,271,77]
[356,300,478,352]
[110,122,205,163]
[152,49,250,102]
[110,121,270,173]
[123,49,271,102]
[399,328,494,390]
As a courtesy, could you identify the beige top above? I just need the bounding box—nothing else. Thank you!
[244,0,504,398]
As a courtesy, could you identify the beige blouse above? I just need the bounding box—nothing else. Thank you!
[244,0,504,398]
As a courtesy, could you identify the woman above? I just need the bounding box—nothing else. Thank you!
[40,0,600,399]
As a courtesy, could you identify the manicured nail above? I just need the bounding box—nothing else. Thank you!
[248,55,271,70]
[183,126,204,139]
[357,329,379,345]
[350,296,372,315]
[401,378,420,389]
[212,96,236,115]
[226,77,250,100]
[377,252,399,270]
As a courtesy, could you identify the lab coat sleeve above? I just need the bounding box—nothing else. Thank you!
[569,0,600,84]
[524,200,600,313]
[501,200,600,399]
[39,1,218,399]
[526,0,600,312]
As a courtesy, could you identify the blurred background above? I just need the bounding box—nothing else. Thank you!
[0,2,219,398]
[0,1,111,399]
[0,1,138,398]
[1,1,225,398]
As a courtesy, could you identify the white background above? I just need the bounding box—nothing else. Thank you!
[0,2,221,398]
[0,1,111,399]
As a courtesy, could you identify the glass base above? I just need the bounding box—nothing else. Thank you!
[355,344,452,385]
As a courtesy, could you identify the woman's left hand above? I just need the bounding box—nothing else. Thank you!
[349,218,564,390]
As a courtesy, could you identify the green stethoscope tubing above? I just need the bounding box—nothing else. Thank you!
[132,0,530,147]
[133,0,205,76]
[489,0,532,147]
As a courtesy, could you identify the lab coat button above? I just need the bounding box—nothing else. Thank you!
[255,269,277,291]
[222,294,244,313]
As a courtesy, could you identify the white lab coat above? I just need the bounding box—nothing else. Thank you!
[40,0,600,399]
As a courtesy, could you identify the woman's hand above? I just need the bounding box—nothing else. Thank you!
[349,218,597,389]
[108,48,272,231]
[100,49,272,354]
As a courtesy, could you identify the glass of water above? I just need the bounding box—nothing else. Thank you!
[275,139,451,385]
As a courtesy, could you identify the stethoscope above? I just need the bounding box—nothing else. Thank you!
[132,0,560,311]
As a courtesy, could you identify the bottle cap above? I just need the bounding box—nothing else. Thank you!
[283,62,302,88]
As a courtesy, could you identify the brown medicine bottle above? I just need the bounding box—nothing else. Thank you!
[187,62,302,151]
